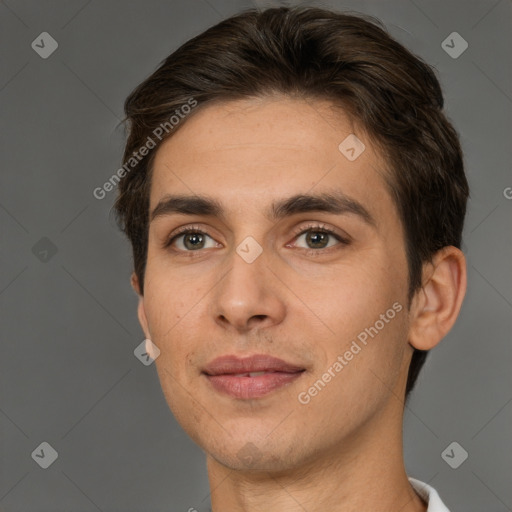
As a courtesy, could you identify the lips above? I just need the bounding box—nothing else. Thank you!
[202,354,305,399]
[202,354,305,376]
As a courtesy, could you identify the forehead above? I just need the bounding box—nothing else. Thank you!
[149,96,394,222]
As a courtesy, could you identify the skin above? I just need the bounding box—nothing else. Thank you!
[131,95,467,511]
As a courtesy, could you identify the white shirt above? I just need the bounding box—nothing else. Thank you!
[409,477,450,511]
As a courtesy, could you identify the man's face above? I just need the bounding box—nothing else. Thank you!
[137,96,414,471]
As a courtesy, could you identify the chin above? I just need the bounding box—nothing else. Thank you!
[205,435,306,473]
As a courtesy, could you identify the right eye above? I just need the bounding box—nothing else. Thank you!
[165,229,219,252]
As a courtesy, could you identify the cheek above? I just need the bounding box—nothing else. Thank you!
[143,267,210,365]
[143,263,198,332]
[310,259,404,329]
[304,256,409,386]
[319,310,408,416]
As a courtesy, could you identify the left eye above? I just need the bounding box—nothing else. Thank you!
[294,229,342,250]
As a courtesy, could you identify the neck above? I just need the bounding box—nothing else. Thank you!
[206,399,427,512]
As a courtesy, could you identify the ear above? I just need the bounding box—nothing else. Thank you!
[130,272,151,340]
[408,246,467,351]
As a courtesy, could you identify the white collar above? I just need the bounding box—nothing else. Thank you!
[409,477,451,511]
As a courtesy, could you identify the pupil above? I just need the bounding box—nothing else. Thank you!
[185,233,203,250]
[307,231,327,248]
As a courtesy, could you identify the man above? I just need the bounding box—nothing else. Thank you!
[114,6,468,511]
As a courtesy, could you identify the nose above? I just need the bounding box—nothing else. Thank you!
[211,245,286,333]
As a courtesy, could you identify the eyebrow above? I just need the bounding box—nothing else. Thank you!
[150,191,376,228]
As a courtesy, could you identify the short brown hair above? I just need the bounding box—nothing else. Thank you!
[114,6,469,399]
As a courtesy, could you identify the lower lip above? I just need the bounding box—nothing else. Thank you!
[205,371,304,399]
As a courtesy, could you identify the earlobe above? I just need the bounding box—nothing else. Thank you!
[408,246,467,351]
[130,272,151,339]
[130,272,141,296]
[137,298,151,340]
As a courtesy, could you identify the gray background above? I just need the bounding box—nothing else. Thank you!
[0,0,511,510]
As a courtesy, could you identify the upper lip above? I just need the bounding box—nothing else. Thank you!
[203,354,305,376]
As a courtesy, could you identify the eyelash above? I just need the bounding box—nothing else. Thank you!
[164,223,350,256]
